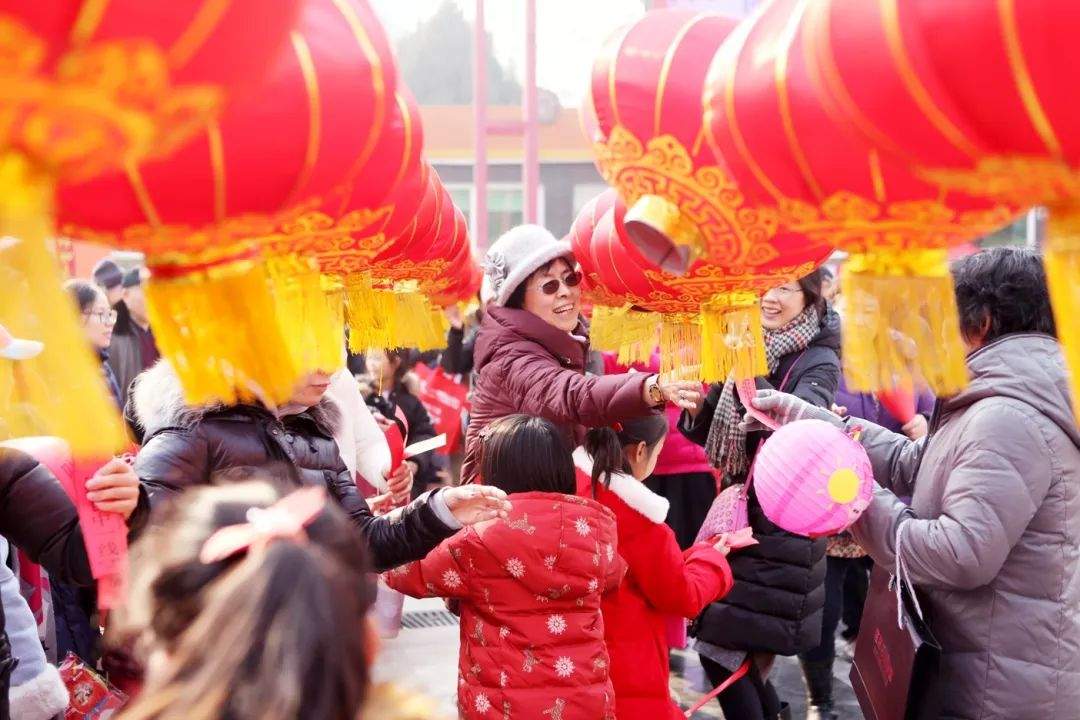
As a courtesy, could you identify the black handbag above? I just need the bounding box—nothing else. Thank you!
[850,548,943,719]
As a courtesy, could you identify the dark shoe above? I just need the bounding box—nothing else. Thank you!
[776,701,792,720]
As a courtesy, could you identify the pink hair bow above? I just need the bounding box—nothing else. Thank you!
[199,487,328,564]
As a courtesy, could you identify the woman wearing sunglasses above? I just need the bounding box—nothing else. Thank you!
[460,224,702,484]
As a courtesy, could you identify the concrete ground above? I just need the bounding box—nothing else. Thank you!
[372,597,864,719]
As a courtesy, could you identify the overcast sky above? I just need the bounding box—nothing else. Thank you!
[369,0,647,107]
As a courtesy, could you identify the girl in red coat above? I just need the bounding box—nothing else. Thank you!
[574,416,746,720]
[384,414,625,720]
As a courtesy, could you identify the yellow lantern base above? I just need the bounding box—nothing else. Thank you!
[841,248,967,396]
[267,256,345,376]
[659,314,702,382]
[589,305,659,367]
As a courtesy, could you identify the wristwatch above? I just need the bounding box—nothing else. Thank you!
[646,375,664,406]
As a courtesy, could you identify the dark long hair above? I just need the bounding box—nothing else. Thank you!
[583,415,668,495]
[479,414,575,495]
[64,278,103,314]
[797,268,827,315]
[115,468,375,720]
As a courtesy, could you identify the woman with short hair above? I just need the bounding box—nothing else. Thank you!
[461,225,702,484]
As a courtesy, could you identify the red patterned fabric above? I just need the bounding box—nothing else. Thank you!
[383,492,624,720]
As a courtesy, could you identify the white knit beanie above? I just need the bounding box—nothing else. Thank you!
[484,224,574,307]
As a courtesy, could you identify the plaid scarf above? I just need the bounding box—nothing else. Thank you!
[705,306,821,478]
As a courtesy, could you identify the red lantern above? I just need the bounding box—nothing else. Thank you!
[806,0,1080,408]
[0,0,300,457]
[703,0,1020,394]
[52,0,398,406]
[589,8,832,380]
[1,0,301,182]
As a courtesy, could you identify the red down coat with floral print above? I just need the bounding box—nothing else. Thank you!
[383,491,625,720]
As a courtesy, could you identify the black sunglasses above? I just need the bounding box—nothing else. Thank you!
[538,271,582,296]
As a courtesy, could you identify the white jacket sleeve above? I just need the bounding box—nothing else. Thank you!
[327,370,391,491]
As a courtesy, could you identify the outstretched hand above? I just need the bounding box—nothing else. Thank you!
[442,485,512,526]
[737,389,843,433]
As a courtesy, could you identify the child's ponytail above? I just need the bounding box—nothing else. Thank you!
[583,414,669,496]
[583,426,629,494]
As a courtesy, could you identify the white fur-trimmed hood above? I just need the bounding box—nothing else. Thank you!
[573,447,669,524]
[130,360,341,438]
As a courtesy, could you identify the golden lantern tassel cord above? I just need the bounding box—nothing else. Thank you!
[1044,210,1080,421]
[0,151,128,455]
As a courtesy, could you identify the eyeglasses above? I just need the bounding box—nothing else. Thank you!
[83,309,117,325]
[767,285,800,299]
[538,271,583,296]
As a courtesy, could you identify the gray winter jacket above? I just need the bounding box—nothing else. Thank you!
[850,333,1080,720]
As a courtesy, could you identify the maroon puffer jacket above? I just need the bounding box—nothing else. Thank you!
[461,306,655,483]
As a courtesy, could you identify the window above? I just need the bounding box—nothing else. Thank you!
[441,182,545,249]
[572,183,610,218]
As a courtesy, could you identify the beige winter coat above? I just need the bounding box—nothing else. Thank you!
[851,333,1080,720]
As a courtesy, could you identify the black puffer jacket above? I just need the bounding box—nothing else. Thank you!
[129,362,457,571]
[681,310,841,655]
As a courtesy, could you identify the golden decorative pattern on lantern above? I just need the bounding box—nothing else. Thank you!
[918,156,1080,209]
[592,125,781,269]
[779,191,1019,255]
[0,15,223,181]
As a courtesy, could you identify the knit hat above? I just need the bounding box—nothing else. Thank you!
[484,224,573,307]
[91,258,123,290]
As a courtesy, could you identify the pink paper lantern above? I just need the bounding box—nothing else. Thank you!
[753,420,873,538]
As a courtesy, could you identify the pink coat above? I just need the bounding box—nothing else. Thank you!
[383,492,625,720]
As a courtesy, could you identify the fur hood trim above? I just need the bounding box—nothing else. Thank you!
[572,447,669,524]
[131,360,341,438]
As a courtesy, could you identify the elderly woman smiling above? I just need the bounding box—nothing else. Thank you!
[461,224,702,484]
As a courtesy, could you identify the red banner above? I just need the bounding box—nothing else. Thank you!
[412,364,470,454]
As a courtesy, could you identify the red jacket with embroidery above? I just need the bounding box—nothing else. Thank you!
[383,491,625,720]
[573,450,734,720]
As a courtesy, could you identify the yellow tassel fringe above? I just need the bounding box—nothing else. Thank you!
[146,247,301,408]
[841,249,967,396]
[343,275,446,352]
[589,305,659,366]
[700,294,767,383]
[660,314,702,382]
[1045,209,1080,421]
[266,256,344,375]
[0,151,127,455]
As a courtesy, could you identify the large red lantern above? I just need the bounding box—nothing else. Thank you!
[0,0,300,458]
[703,0,1020,394]
[54,0,398,406]
[806,0,1080,408]
[589,8,832,380]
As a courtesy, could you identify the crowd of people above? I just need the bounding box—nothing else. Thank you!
[0,229,1075,720]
